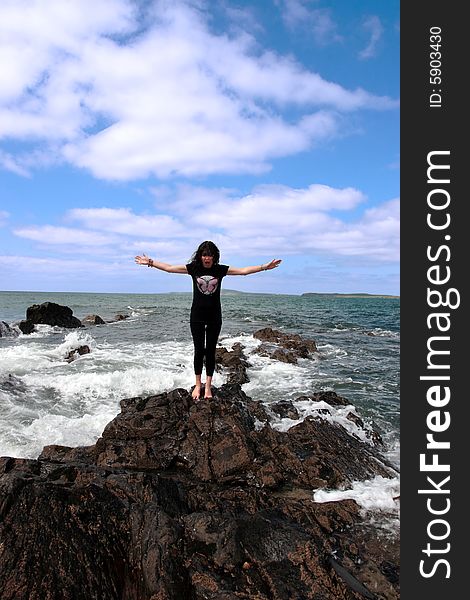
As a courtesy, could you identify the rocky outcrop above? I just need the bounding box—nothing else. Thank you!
[17,319,35,334]
[81,314,106,325]
[254,327,317,363]
[9,300,139,335]
[18,302,83,334]
[215,342,251,385]
[293,392,383,446]
[65,345,91,363]
[0,384,399,600]
[114,313,129,321]
[0,321,19,338]
[0,374,27,396]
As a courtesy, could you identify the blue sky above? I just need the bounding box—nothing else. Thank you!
[0,0,399,295]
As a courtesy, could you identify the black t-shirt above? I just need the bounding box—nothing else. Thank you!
[186,262,229,322]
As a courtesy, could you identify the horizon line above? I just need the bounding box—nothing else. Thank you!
[0,289,400,298]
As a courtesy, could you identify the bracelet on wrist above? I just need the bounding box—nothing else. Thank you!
[148,259,153,267]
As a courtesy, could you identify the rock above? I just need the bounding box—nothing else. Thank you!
[17,319,35,334]
[23,302,83,330]
[346,412,383,446]
[0,374,27,396]
[92,384,391,490]
[296,392,383,447]
[253,327,317,363]
[271,400,300,420]
[65,345,91,363]
[0,384,399,600]
[81,314,106,325]
[302,390,350,407]
[215,342,251,385]
[113,314,129,321]
[0,321,19,338]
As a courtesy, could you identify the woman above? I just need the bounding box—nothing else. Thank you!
[135,241,281,400]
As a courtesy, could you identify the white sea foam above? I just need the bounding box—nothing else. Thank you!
[218,334,377,442]
[0,332,231,458]
[21,338,203,407]
[219,333,261,352]
[367,328,400,338]
[1,343,62,375]
[24,324,63,338]
[245,359,307,395]
[313,475,400,536]
[0,412,114,459]
[272,399,374,443]
[53,330,97,356]
[382,436,400,469]
[313,474,400,530]
[0,330,97,375]
[221,333,314,394]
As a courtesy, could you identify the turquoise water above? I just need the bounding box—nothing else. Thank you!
[0,290,399,463]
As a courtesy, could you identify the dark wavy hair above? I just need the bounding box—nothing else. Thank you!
[190,241,220,267]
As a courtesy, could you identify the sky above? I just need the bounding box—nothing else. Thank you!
[0,0,399,296]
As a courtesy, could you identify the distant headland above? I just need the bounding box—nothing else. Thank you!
[301,292,399,299]
[220,289,399,298]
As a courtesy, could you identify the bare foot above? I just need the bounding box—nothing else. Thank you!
[191,385,201,400]
[204,386,213,399]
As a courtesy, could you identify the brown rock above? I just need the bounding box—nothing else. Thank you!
[253,327,317,363]
[65,345,91,363]
[81,314,106,325]
[0,385,399,600]
[215,342,251,385]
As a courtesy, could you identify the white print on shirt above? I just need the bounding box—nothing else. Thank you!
[196,275,219,295]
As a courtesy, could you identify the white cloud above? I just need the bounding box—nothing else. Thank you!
[0,0,134,101]
[66,208,188,238]
[184,184,367,239]
[0,210,10,226]
[0,0,397,181]
[201,188,400,262]
[221,4,264,37]
[0,150,31,177]
[358,15,383,60]
[13,225,118,246]
[0,254,108,270]
[12,185,398,263]
[0,254,137,282]
[277,0,342,45]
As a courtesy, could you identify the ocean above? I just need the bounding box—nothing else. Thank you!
[0,290,399,526]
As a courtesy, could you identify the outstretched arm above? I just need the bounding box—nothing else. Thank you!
[135,254,188,274]
[227,259,282,276]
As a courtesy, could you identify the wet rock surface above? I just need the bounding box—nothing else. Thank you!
[81,314,106,325]
[18,302,83,334]
[17,319,35,334]
[114,313,130,321]
[0,374,28,396]
[215,342,251,385]
[65,344,91,363]
[253,327,317,363]
[0,382,399,600]
[0,321,19,338]
[12,302,131,335]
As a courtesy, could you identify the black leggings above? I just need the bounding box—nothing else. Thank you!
[190,320,222,377]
